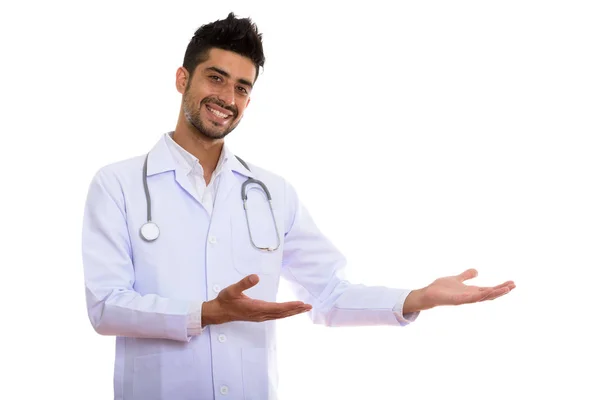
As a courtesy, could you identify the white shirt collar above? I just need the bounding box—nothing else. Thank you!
[165,131,229,177]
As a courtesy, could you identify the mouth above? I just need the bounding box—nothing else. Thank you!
[205,104,234,122]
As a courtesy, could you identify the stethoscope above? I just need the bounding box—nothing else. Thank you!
[139,153,281,252]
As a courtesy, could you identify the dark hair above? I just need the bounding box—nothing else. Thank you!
[182,12,265,82]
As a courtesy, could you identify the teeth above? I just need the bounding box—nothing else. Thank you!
[208,106,229,119]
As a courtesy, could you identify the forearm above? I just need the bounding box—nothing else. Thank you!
[86,287,194,342]
[303,280,412,327]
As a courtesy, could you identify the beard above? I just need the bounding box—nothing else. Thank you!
[182,89,241,140]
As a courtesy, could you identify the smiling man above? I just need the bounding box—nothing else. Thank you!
[81,12,516,400]
[181,52,251,139]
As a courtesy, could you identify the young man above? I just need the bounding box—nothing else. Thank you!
[82,12,515,400]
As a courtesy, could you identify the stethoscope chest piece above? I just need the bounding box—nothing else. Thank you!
[140,221,160,242]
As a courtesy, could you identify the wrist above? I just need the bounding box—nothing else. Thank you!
[403,287,431,314]
[201,299,222,327]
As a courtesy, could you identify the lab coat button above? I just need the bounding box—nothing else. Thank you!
[213,284,221,293]
[220,385,229,395]
[209,236,217,244]
[218,334,227,342]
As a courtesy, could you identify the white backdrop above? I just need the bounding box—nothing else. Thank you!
[1,1,599,399]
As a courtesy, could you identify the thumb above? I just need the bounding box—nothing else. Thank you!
[457,268,478,282]
[227,274,259,296]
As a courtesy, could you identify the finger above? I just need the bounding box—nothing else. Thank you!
[456,289,493,304]
[265,305,312,320]
[225,274,259,297]
[492,281,515,290]
[457,283,515,304]
[476,281,516,292]
[246,302,311,322]
[457,268,478,282]
[259,307,312,321]
[481,286,513,301]
[257,300,311,314]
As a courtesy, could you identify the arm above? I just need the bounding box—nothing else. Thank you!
[280,180,419,327]
[82,168,200,342]
[279,181,516,323]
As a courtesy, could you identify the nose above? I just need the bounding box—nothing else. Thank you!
[217,83,236,107]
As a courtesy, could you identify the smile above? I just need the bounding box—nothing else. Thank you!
[206,105,232,120]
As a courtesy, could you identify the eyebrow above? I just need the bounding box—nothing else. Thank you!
[205,66,253,89]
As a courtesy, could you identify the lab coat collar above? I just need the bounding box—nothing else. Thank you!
[146,133,255,179]
[228,149,256,179]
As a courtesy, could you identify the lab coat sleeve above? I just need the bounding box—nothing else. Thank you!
[82,167,196,342]
[281,181,419,327]
[186,301,207,336]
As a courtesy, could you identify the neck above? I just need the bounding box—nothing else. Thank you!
[173,114,224,177]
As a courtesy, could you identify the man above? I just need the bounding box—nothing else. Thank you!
[82,12,516,400]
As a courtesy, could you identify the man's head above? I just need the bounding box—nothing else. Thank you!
[176,12,265,140]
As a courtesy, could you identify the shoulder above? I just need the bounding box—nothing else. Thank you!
[87,154,146,196]
[234,159,301,217]
[238,158,295,193]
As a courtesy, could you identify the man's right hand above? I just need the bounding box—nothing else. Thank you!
[201,274,312,326]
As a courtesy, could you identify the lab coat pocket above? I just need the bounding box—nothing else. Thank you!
[231,193,282,276]
[132,350,199,400]
[241,348,270,399]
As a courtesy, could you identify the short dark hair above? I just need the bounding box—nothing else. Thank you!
[182,12,265,82]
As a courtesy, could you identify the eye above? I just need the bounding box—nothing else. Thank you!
[237,86,248,94]
[209,75,222,82]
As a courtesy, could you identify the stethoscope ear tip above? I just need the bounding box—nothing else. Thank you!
[140,221,160,242]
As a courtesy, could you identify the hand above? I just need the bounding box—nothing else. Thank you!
[404,269,516,313]
[202,274,312,326]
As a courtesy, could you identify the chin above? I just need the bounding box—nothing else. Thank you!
[187,120,226,140]
[206,124,232,138]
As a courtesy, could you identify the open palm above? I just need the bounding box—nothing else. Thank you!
[420,268,515,309]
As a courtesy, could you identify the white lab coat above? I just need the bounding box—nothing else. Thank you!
[82,133,416,400]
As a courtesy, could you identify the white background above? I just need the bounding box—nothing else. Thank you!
[1,1,599,399]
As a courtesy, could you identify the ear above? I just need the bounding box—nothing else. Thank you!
[175,67,189,94]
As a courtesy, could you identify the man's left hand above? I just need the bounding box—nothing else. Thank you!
[403,268,516,314]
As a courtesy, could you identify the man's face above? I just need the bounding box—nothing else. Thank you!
[180,48,256,140]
